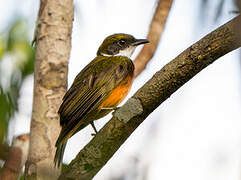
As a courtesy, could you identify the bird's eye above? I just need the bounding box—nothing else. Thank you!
[118,39,126,46]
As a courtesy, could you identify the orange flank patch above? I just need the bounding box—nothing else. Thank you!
[99,76,133,109]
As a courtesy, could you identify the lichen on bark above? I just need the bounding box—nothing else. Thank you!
[113,98,143,123]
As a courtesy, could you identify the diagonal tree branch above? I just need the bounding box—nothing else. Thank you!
[59,15,241,180]
[134,0,173,77]
[24,0,74,179]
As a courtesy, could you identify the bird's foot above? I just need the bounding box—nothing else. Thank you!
[90,122,98,136]
[91,133,96,136]
[113,107,120,111]
[101,107,120,111]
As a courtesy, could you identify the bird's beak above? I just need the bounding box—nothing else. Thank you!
[131,39,149,46]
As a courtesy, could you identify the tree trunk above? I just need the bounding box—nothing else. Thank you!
[24,0,73,179]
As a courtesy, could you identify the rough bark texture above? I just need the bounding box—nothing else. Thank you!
[59,16,241,180]
[0,134,29,180]
[134,0,173,77]
[24,0,73,179]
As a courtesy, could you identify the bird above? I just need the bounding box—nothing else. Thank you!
[54,33,149,167]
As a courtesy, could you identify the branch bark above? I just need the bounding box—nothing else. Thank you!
[59,15,241,180]
[24,0,73,179]
[0,134,29,180]
[133,0,173,77]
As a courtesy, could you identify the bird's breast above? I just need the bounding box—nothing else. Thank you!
[99,75,133,109]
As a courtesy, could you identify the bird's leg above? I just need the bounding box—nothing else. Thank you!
[101,107,120,111]
[90,121,98,136]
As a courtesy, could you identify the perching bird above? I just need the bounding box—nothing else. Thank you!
[54,33,149,167]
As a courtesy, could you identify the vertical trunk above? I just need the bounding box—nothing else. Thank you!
[24,0,73,179]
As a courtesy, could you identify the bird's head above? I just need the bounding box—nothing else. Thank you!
[97,33,149,58]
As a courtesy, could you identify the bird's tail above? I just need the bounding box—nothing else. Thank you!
[54,142,67,168]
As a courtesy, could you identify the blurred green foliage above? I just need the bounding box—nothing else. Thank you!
[0,20,35,144]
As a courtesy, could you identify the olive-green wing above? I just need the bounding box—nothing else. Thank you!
[56,56,132,145]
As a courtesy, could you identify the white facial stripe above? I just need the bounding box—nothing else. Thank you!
[100,53,111,57]
[100,46,136,58]
[115,46,136,58]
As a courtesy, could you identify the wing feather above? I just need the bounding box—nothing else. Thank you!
[56,89,106,144]
[56,56,133,144]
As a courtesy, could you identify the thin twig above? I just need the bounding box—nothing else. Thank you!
[134,0,173,77]
[0,134,29,180]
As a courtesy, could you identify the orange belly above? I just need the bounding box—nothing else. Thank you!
[99,75,133,109]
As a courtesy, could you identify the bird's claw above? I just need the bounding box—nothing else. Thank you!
[113,107,120,111]
[91,133,96,136]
